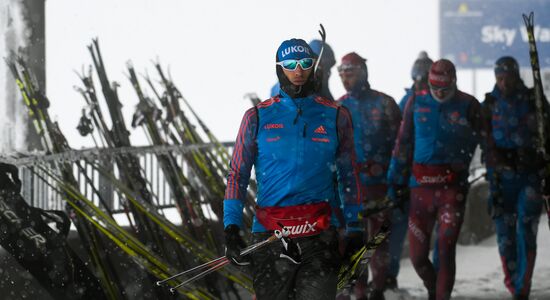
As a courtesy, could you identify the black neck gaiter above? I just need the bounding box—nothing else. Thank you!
[276,65,317,99]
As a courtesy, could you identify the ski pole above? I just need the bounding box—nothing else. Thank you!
[337,221,391,290]
[169,258,230,293]
[157,229,286,289]
[156,241,264,288]
[523,12,550,230]
[156,256,227,286]
[313,24,326,74]
[166,232,284,292]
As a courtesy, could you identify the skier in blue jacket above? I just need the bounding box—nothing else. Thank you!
[337,52,401,300]
[387,51,434,290]
[223,38,362,300]
[481,56,549,300]
[387,59,484,300]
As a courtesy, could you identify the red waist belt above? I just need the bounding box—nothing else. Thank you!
[412,164,457,185]
[255,202,331,238]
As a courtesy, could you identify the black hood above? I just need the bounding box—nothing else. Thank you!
[276,64,318,99]
[348,71,371,99]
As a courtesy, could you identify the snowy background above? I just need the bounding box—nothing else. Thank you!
[42,0,500,149]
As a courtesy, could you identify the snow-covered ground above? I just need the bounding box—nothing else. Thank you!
[393,213,550,300]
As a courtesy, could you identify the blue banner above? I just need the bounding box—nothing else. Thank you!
[441,0,550,68]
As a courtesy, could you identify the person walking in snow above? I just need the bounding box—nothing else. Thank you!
[223,38,362,300]
[481,56,549,300]
[386,51,434,290]
[387,59,484,300]
[336,52,402,300]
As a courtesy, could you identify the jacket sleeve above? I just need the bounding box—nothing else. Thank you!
[387,92,415,186]
[481,93,505,169]
[398,88,413,113]
[384,96,403,150]
[335,106,362,226]
[223,107,258,228]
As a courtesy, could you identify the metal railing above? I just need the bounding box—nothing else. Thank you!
[2,143,485,213]
[2,142,235,213]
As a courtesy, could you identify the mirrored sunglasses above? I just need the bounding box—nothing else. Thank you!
[276,58,315,71]
[337,64,362,73]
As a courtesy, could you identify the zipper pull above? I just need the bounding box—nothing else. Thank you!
[293,108,302,124]
[303,123,307,137]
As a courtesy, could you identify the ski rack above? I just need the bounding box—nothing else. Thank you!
[0,142,238,214]
[0,142,235,167]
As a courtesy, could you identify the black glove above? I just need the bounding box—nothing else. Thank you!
[342,230,365,261]
[362,197,393,217]
[487,190,503,218]
[224,225,251,266]
[278,235,302,264]
[388,185,409,213]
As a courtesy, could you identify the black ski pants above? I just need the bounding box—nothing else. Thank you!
[250,227,341,300]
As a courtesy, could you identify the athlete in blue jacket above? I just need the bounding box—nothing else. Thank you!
[337,52,401,300]
[387,59,484,300]
[481,56,549,300]
[388,51,434,290]
[223,38,361,300]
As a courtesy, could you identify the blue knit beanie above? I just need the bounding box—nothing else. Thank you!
[276,39,315,62]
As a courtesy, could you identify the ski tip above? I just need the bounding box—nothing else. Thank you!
[318,23,326,39]
[522,11,534,25]
[155,281,162,286]
[169,288,177,293]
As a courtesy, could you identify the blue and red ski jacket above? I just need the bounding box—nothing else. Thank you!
[398,88,413,112]
[223,91,361,233]
[482,83,550,171]
[338,88,401,187]
[387,89,483,188]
